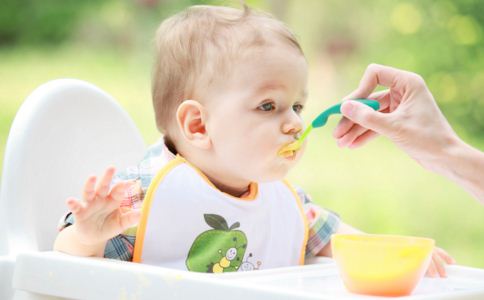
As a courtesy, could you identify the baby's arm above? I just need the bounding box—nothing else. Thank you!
[53,167,141,257]
[316,221,362,257]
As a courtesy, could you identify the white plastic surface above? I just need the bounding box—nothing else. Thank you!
[0,79,146,299]
[0,256,15,300]
[1,78,146,254]
[12,252,484,300]
[0,180,12,299]
[0,194,13,299]
[223,260,484,299]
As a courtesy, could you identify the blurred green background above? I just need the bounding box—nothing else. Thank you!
[1,0,483,268]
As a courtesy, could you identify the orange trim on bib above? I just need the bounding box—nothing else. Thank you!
[132,156,185,263]
[133,155,260,262]
[183,156,259,201]
[283,180,309,265]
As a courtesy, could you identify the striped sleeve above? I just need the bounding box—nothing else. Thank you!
[295,187,341,257]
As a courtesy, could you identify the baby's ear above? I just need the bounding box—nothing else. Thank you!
[176,100,211,150]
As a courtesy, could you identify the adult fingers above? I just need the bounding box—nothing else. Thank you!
[337,124,369,148]
[344,64,402,100]
[348,130,379,149]
[333,117,354,139]
[334,90,390,139]
[340,100,396,136]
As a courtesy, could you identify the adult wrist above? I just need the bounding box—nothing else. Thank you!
[434,136,484,201]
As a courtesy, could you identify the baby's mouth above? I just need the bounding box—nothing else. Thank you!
[280,149,296,160]
[278,141,301,159]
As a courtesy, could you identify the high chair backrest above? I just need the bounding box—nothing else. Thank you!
[0,79,146,254]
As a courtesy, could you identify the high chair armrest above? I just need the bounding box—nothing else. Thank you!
[12,252,484,300]
[0,255,15,300]
[12,251,315,300]
[305,256,335,265]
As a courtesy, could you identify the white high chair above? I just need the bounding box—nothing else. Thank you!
[0,79,147,299]
[2,79,484,300]
[0,198,15,300]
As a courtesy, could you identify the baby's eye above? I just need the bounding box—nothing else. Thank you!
[258,102,276,112]
[292,103,304,114]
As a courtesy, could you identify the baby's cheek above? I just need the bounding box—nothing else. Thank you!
[221,146,256,171]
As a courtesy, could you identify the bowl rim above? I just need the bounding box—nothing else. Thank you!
[331,233,435,245]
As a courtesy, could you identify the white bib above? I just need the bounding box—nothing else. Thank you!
[133,156,308,273]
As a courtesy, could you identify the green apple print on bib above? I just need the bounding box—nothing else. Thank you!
[186,214,248,273]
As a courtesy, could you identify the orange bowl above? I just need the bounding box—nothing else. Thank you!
[331,234,434,297]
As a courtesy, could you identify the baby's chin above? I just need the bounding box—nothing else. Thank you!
[256,165,295,182]
[240,153,302,182]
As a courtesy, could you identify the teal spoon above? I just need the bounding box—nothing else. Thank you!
[279,98,380,155]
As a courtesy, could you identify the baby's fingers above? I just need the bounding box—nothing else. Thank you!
[426,248,454,278]
[435,247,456,264]
[95,167,116,199]
[432,253,447,278]
[83,175,97,202]
[425,261,437,278]
[66,197,85,217]
[119,209,141,231]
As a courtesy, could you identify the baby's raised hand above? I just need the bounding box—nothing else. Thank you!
[65,167,141,246]
[425,247,455,278]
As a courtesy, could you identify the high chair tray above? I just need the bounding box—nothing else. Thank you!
[221,258,484,299]
[12,252,484,300]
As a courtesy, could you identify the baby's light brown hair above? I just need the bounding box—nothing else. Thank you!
[152,4,303,141]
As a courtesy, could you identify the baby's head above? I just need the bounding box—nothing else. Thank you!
[152,5,308,192]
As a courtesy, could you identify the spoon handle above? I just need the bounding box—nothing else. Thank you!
[311,98,380,128]
[298,124,313,143]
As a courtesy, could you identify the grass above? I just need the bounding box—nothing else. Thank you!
[1,45,483,268]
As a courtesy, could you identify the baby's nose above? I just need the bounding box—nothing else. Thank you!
[282,116,303,135]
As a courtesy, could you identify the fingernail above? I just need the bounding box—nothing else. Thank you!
[344,102,354,117]
[337,138,345,148]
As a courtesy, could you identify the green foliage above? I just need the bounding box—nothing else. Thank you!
[287,0,484,136]
[0,0,100,46]
[380,1,484,136]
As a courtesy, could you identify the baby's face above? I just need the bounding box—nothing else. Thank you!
[204,45,308,183]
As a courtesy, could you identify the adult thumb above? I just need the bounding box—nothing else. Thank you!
[340,100,393,136]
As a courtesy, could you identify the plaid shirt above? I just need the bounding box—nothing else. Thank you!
[59,140,340,261]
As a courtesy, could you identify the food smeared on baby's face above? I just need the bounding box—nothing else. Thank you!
[278,141,301,159]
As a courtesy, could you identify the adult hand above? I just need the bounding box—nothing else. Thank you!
[334,64,484,202]
[334,64,458,173]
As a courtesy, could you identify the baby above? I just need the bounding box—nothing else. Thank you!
[54,4,453,275]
